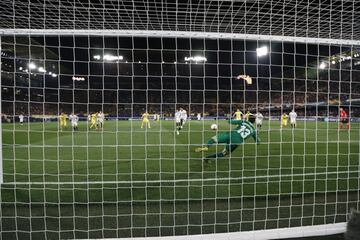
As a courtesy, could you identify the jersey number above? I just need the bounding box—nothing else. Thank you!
[237,126,251,138]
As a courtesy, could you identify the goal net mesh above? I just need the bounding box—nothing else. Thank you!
[1,0,360,239]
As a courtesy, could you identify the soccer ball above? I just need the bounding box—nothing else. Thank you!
[211,123,218,130]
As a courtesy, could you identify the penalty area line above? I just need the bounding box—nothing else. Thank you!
[0,170,358,185]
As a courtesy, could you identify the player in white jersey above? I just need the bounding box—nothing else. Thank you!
[179,108,187,129]
[19,114,24,125]
[289,109,297,128]
[197,113,201,121]
[175,110,182,135]
[255,112,264,130]
[97,111,105,130]
[69,113,79,130]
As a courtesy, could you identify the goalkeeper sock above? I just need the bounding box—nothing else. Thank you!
[206,152,225,159]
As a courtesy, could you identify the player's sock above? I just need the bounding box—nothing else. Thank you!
[205,152,225,160]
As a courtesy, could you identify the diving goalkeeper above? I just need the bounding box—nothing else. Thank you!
[195,116,260,163]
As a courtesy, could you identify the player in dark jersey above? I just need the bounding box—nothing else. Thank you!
[195,116,260,163]
[339,108,350,130]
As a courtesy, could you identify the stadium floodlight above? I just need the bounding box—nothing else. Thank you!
[331,60,336,64]
[28,62,36,70]
[103,54,123,61]
[184,56,207,62]
[72,76,85,81]
[319,62,326,69]
[38,67,46,72]
[51,73,57,77]
[19,67,23,70]
[256,46,268,57]
[94,54,123,61]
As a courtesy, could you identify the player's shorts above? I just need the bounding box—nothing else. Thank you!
[290,120,296,124]
[142,119,149,123]
[60,120,67,126]
[256,120,262,125]
[175,118,181,123]
[91,120,96,125]
[341,118,349,123]
[71,122,78,127]
[282,120,287,126]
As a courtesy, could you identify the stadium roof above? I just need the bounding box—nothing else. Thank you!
[0,0,360,44]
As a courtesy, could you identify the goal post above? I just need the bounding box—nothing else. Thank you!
[0,35,3,184]
[1,31,359,240]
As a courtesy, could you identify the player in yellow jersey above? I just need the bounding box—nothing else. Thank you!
[141,111,151,129]
[244,110,253,121]
[90,112,98,129]
[281,113,289,127]
[59,112,68,132]
[233,109,243,120]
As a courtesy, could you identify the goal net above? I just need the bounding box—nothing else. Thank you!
[1,1,360,239]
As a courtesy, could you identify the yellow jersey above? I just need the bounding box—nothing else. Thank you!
[91,113,97,122]
[244,112,252,121]
[281,114,289,121]
[234,111,242,120]
[142,113,149,120]
[59,114,67,122]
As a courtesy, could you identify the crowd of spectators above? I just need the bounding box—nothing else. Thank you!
[2,65,359,119]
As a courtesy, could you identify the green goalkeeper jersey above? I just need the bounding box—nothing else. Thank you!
[228,119,259,144]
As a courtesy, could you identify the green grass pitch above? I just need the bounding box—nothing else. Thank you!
[1,120,360,239]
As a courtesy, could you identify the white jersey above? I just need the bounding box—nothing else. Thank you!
[255,113,264,124]
[180,110,187,120]
[97,113,105,123]
[19,114,24,123]
[69,114,79,126]
[197,113,201,120]
[289,111,297,123]
[175,111,181,123]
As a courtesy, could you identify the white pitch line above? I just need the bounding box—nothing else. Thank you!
[1,170,358,185]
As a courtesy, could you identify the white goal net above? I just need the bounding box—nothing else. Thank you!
[0,1,360,239]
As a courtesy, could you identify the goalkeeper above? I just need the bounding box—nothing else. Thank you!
[195,116,260,162]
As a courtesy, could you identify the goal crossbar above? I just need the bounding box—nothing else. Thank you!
[1,29,360,45]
